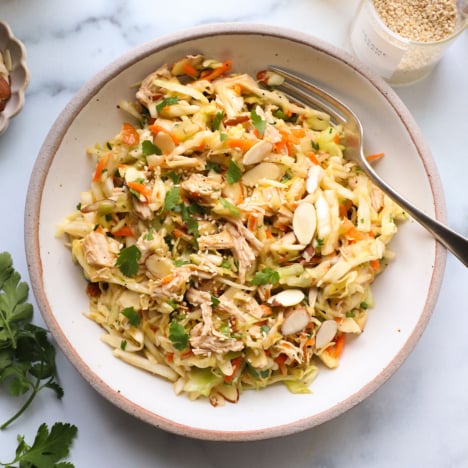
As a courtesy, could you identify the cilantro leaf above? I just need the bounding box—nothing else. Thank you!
[181,204,199,246]
[226,159,242,184]
[165,171,181,184]
[142,139,162,156]
[218,197,240,217]
[211,111,224,131]
[156,96,179,113]
[115,245,141,278]
[210,295,220,306]
[0,253,64,430]
[250,108,266,137]
[168,320,189,351]
[121,307,141,327]
[250,268,280,286]
[5,422,78,467]
[206,161,222,173]
[162,186,181,212]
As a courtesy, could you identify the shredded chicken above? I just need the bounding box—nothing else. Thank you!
[60,54,406,405]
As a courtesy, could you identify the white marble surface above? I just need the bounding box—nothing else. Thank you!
[0,1,467,466]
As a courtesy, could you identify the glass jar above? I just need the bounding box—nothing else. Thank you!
[349,0,468,86]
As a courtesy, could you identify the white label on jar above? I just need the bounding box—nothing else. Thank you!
[350,2,406,79]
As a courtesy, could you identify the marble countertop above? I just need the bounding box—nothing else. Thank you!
[0,1,467,466]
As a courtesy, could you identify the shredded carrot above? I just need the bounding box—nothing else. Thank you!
[121,122,140,146]
[339,199,353,218]
[224,356,243,383]
[166,352,174,363]
[303,337,315,350]
[370,258,381,272]
[148,123,180,144]
[259,304,273,316]
[201,60,232,81]
[333,134,340,144]
[328,334,345,359]
[180,349,193,358]
[127,181,152,202]
[274,140,287,153]
[226,138,257,151]
[274,355,288,376]
[307,151,320,165]
[265,227,273,239]
[160,274,175,285]
[111,226,134,237]
[173,228,185,238]
[347,227,368,241]
[366,152,385,162]
[182,62,198,78]
[233,83,242,95]
[291,128,305,138]
[93,153,110,182]
[247,214,257,232]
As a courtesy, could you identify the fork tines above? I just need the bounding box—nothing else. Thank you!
[267,65,349,126]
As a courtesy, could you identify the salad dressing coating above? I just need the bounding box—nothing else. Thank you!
[58,56,406,405]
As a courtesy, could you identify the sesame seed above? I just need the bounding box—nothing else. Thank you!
[373,0,458,42]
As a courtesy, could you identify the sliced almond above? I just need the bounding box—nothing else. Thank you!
[242,162,283,186]
[281,307,310,335]
[306,165,323,194]
[216,384,240,403]
[153,131,175,155]
[268,288,305,307]
[242,140,273,165]
[293,202,316,245]
[315,319,338,349]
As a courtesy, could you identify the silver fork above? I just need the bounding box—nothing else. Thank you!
[269,65,468,267]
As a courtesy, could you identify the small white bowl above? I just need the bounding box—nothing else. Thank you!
[0,21,29,135]
[25,23,446,441]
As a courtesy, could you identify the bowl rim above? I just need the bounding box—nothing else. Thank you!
[0,20,30,135]
[24,22,447,441]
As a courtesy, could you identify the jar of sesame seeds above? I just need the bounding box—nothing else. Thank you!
[349,0,467,85]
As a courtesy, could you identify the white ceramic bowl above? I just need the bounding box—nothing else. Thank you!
[25,23,446,441]
[0,21,29,135]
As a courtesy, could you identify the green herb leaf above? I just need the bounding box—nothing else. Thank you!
[166,171,181,184]
[218,197,240,217]
[169,320,189,351]
[206,161,222,173]
[226,159,242,184]
[156,96,179,113]
[162,186,181,212]
[250,268,280,286]
[210,295,220,307]
[7,422,78,467]
[250,108,266,137]
[142,139,162,156]
[220,132,228,142]
[181,205,199,246]
[120,340,127,350]
[311,140,320,151]
[121,306,141,327]
[115,245,141,278]
[0,252,64,430]
[211,111,224,131]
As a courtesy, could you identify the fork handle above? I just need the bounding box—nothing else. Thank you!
[362,161,468,267]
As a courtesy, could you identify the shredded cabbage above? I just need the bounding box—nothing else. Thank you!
[58,55,406,406]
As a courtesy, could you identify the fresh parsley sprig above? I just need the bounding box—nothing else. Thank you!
[0,252,64,430]
[0,422,78,468]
